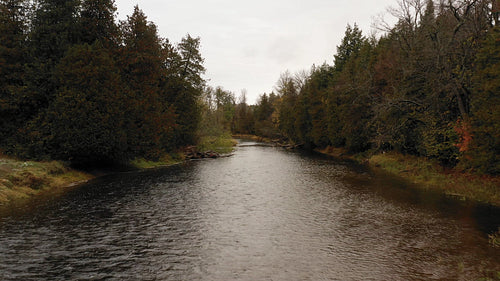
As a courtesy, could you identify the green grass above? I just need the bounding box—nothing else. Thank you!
[369,152,500,206]
[197,133,237,154]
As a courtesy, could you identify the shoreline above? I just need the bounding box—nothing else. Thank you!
[0,135,238,209]
[235,136,500,207]
[316,146,500,207]
[0,155,184,209]
[0,158,94,208]
[1,138,498,209]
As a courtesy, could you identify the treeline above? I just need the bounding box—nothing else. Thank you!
[233,0,500,175]
[0,0,205,164]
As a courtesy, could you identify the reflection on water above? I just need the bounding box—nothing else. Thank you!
[0,140,499,280]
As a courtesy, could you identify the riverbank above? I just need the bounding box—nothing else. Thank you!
[316,147,500,207]
[0,157,93,206]
[197,133,238,154]
[236,137,500,206]
[232,134,301,149]
[0,134,238,207]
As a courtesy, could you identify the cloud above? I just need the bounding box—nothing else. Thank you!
[115,0,398,104]
[266,36,302,65]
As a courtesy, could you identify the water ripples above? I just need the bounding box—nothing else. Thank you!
[0,141,499,280]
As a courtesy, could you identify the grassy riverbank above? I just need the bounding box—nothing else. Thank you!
[197,133,238,154]
[235,137,500,206]
[0,133,237,206]
[368,152,500,206]
[317,147,500,207]
[0,156,93,206]
[231,134,273,143]
[129,153,185,169]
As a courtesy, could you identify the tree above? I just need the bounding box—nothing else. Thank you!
[275,71,299,141]
[333,23,365,73]
[178,34,206,90]
[301,65,333,147]
[233,90,254,134]
[199,86,235,137]
[466,26,500,174]
[166,34,206,145]
[26,43,128,162]
[80,0,119,46]
[23,0,81,128]
[254,93,279,138]
[328,25,369,150]
[336,40,375,152]
[0,0,29,150]
[119,5,175,158]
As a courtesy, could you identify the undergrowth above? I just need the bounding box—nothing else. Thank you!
[197,133,236,154]
[368,152,500,206]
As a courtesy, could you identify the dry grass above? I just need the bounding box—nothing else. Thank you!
[368,152,500,206]
[0,156,92,206]
[198,133,237,154]
[129,153,184,169]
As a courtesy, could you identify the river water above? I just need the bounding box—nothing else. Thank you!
[0,140,499,280]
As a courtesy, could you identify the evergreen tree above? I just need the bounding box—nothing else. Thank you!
[80,0,119,46]
[178,34,206,91]
[170,34,205,145]
[328,24,368,150]
[333,23,364,73]
[308,65,334,147]
[336,40,375,152]
[276,72,298,141]
[28,43,128,162]
[24,0,81,126]
[119,5,175,158]
[467,26,500,174]
[0,0,29,150]
[254,93,279,138]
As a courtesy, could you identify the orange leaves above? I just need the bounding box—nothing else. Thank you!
[454,118,472,153]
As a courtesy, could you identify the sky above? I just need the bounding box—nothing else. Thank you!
[114,0,398,104]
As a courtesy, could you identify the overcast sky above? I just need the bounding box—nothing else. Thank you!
[114,0,397,104]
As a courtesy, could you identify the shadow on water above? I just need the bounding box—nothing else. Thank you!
[298,148,500,235]
[0,141,498,280]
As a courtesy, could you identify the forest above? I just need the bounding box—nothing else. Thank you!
[1,0,499,176]
[210,0,499,175]
[0,0,204,164]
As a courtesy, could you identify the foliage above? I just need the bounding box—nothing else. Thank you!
[197,134,236,154]
[0,2,205,164]
[200,86,235,137]
[369,152,500,206]
[466,26,500,174]
[1,0,498,177]
[0,0,29,150]
[27,42,129,163]
[228,0,499,176]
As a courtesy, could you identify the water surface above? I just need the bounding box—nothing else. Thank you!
[0,140,499,280]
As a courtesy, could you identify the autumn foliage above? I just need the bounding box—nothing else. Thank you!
[238,0,500,175]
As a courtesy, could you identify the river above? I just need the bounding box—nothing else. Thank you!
[0,140,499,280]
